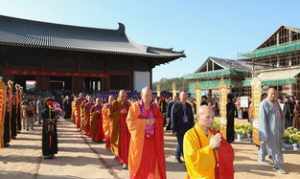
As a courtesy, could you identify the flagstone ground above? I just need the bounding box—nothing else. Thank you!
[0,119,299,179]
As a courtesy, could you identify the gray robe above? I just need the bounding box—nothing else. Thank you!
[259,99,284,168]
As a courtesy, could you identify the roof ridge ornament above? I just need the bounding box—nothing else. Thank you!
[118,23,126,34]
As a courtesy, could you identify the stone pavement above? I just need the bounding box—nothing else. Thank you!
[0,118,299,179]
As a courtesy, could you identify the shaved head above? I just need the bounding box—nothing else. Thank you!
[179,91,187,103]
[141,86,153,105]
[118,90,127,102]
[108,95,114,104]
[267,88,277,102]
[198,105,214,129]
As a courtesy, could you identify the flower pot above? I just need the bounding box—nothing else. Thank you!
[292,143,299,151]
[236,134,243,142]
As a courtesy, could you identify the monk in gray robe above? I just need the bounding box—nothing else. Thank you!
[258,88,286,174]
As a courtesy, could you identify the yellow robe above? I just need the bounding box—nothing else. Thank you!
[183,123,216,179]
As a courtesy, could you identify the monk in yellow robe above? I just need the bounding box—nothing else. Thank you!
[102,95,114,149]
[127,87,166,179]
[110,90,131,168]
[183,105,222,179]
[71,97,77,123]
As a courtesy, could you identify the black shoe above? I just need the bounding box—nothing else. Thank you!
[176,157,183,163]
[4,143,10,148]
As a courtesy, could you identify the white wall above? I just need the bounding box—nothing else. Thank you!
[134,71,150,92]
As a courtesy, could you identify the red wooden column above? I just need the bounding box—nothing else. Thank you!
[36,76,49,91]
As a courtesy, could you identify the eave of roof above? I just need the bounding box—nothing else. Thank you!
[0,14,185,59]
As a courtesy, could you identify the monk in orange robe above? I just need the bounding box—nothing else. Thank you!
[102,95,114,149]
[90,98,104,142]
[127,87,166,179]
[75,93,84,129]
[82,96,93,136]
[110,90,131,168]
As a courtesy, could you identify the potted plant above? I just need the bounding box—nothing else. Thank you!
[289,134,299,151]
[235,124,246,142]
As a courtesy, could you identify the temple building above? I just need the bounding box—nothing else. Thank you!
[185,25,300,98]
[0,15,185,93]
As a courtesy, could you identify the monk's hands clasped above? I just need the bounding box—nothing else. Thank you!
[145,118,155,125]
[209,133,221,149]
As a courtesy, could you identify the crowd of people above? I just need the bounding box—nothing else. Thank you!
[3,79,295,178]
[70,88,234,179]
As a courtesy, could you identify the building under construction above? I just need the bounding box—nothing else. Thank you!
[185,25,300,98]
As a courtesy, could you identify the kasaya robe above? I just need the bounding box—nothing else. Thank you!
[11,96,17,139]
[82,102,93,136]
[126,102,166,179]
[184,123,216,179]
[3,89,12,147]
[0,84,6,148]
[102,103,112,148]
[184,123,234,179]
[90,104,104,142]
[79,100,87,130]
[15,90,22,131]
[110,100,130,159]
[75,98,84,128]
[71,100,76,123]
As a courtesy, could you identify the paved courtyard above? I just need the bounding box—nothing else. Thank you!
[0,119,299,179]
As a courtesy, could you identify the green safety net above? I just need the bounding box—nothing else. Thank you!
[188,78,296,94]
[261,78,296,86]
[240,40,300,58]
[184,69,247,80]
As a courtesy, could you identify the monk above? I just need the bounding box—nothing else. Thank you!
[75,93,84,129]
[127,87,166,179]
[183,105,222,179]
[0,78,6,148]
[90,98,104,142]
[79,96,87,131]
[102,95,114,149]
[71,96,77,123]
[82,96,93,136]
[110,90,131,168]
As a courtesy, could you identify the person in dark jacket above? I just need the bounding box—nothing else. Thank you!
[283,96,292,128]
[166,96,178,130]
[63,95,72,119]
[226,94,236,143]
[171,91,194,163]
[201,95,208,106]
[42,98,58,159]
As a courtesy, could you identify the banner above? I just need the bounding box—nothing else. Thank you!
[219,79,229,138]
[251,77,262,145]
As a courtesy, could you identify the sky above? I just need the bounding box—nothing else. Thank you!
[0,0,299,82]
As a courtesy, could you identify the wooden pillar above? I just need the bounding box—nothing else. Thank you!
[150,69,153,89]
[251,77,262,146]
[72,77,84,94]
[129,71,134,91]
[36,76,49,91]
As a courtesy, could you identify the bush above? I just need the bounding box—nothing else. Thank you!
[283,127,300,144]
[235,123,252,136]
